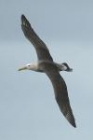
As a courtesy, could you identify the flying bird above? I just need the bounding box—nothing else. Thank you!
[18,15,76,127]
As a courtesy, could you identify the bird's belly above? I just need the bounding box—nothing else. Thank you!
[38,60,58,71]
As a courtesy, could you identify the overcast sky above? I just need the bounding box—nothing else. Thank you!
[0,0,93,140]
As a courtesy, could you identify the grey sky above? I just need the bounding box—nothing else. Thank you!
[1,0,93,42]
[0,0,93,140]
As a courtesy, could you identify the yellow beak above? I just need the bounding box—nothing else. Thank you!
[18,66,27,71]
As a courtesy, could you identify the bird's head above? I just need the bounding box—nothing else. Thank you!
[18,63,36,71]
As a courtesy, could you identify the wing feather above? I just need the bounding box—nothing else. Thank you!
[41,62,76,127]
[21,15,53,61]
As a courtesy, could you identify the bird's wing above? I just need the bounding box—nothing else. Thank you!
[42,63,76,127]
[21,15,53,61]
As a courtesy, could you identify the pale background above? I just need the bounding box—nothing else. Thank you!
[0,0,93,140]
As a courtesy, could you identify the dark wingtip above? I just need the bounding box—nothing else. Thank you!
[21,14,24,18]
[72,122,76,128]
[21,14,25,18]
[21,14,26,23]
[69,115,76,128]
[21,14,31,29]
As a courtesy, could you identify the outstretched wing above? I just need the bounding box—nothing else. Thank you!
[21,15,53,61]
[41,62,76,127]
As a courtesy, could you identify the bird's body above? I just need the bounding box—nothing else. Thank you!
[19,60,70,72]
[18,15,76,127]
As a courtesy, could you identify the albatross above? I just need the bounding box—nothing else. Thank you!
[18,15,76,127]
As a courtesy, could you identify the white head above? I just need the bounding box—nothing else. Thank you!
[18,63,38,71]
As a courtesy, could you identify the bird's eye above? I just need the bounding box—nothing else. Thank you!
[27,64,30,67]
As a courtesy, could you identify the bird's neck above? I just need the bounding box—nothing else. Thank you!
[28,63,43,72]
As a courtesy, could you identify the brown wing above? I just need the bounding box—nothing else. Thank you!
[21,15,53,61]
[41,62,76,127]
